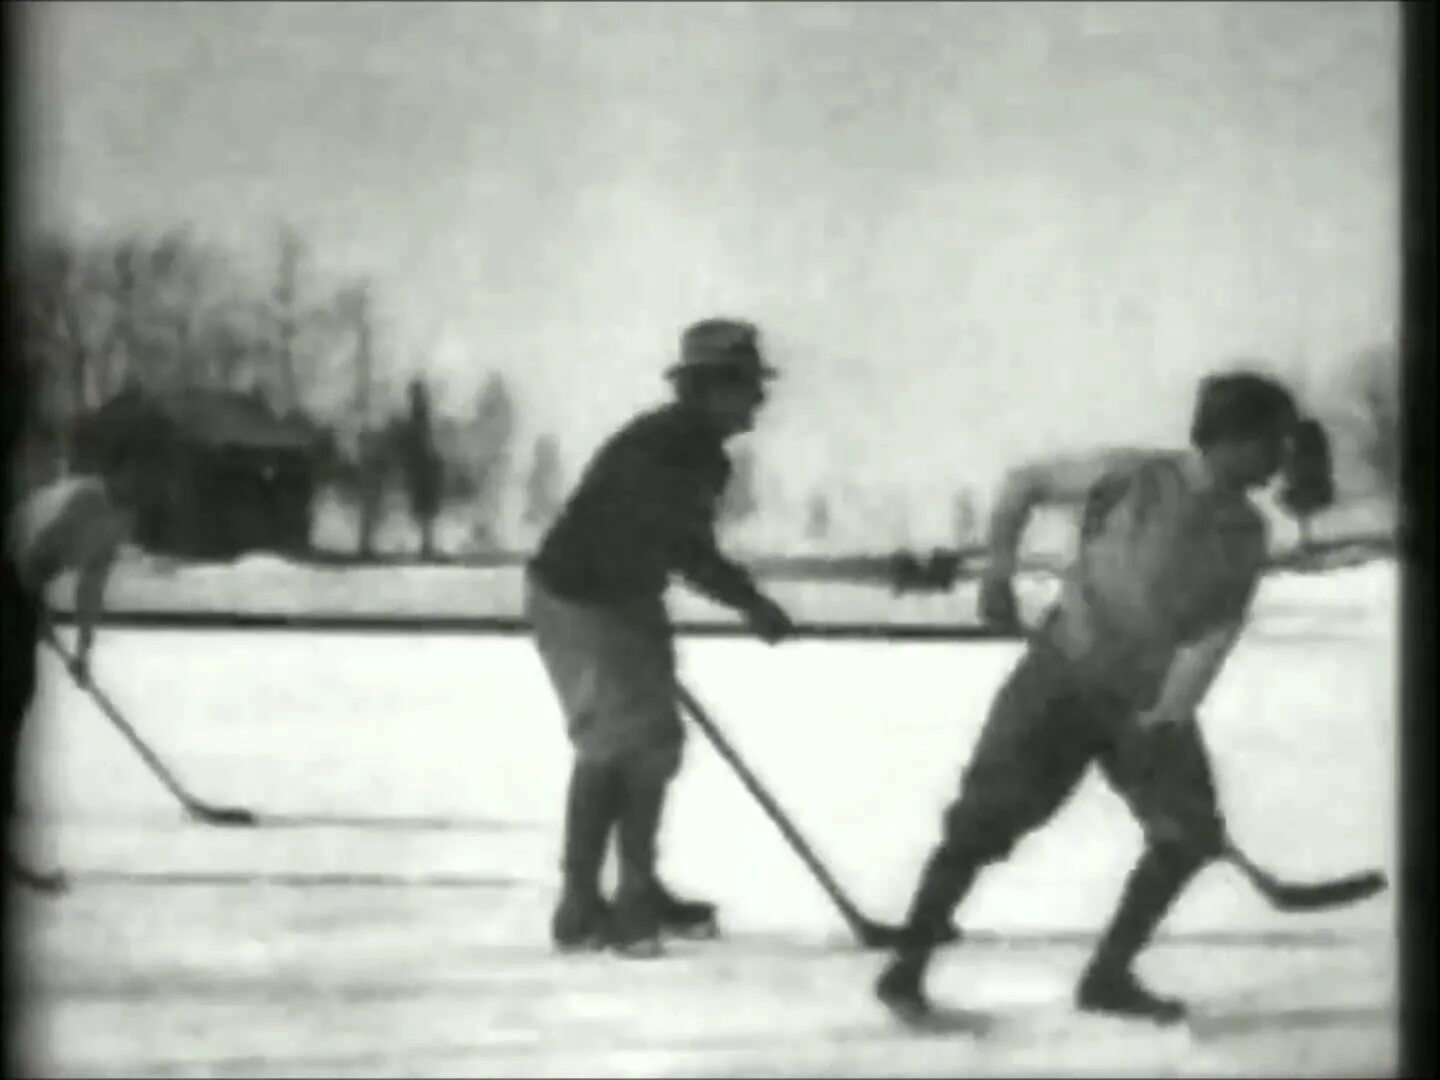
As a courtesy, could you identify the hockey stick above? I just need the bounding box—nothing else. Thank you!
[981,585,1389,916]
[1222,842,1388,913]
[41,634,257,827]
[675,681,916,949]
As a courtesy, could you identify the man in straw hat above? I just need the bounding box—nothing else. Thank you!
[526,317,795,958]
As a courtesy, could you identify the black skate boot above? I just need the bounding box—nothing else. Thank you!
[608,764,673,959]
[1075,842,1205,1026]
[608,884,664,959]
[875,946,936,1025]
[552,893,612,953]
[653,881,719,940]
[551,760,622,954]
[1076,964,1186,1025]
[875,843,982,1024]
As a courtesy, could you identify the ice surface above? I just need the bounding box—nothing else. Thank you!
[11,565,1398,1076]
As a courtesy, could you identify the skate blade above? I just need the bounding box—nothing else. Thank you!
[552,936,609,956]
[610,937,666,960]
[662,919,720,941]
[879,998,995,1036]
[1075,1002,1189,1029]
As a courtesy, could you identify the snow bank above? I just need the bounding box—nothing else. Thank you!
[42,548,1399,641]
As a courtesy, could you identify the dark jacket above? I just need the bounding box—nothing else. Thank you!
[529,403,763,611]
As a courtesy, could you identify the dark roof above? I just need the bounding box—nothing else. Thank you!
[84,386,320,453]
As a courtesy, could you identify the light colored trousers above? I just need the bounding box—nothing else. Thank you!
[524,573,684,781]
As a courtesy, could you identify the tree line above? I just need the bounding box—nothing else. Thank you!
[12,225,567,557]
[12,226,1401,560]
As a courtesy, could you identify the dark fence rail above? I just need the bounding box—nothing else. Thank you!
[43,531,1397,641]
[47,610,1022,641]
[169,530,1401,582]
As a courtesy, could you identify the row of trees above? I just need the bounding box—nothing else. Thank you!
[14,224,1401,559]
[13,225,570,557]
[15,226,352,445]
[373,374,564,558]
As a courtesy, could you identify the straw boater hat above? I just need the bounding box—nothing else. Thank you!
[666,318,778,381]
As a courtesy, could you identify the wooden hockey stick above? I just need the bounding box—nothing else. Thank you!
[676,681,958,950]
[1222,842,1388,913]
[41,634,257,827]
[982,580,1389,917]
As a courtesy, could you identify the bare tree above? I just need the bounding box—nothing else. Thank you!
[523,434,564,530]
[114,228,222,394]
[398,377,443,558]
[470,372,517,550]
[337,281,385,557]
[14,236,128,472]
[15,239,77,413]
[953,487,979,548]
[1352,344,1400,497]
[16,226,369,508]
[271,225,304,414]
[804,491,831,543]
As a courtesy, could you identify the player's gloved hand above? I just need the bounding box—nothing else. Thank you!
[745,595,795,644]
[67,648,91,684]
[978,573,1022,631]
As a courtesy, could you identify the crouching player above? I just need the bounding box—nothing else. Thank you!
[526,318,795,958]
[5,474,131,892]
[875,371,1315,1025]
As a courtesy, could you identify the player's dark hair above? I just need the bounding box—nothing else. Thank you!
[1189,372,1299,448]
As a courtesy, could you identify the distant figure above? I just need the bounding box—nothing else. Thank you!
[875,371,1310,1025]
[526,317,795,957]
[4,474,131,893]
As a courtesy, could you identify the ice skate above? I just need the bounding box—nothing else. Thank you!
[551,760,624,954]
[653,881,719,940]
[607,887,665,959]
[874,950,935,1026]
[550,892,613,954]
[1076,965,1187,1026]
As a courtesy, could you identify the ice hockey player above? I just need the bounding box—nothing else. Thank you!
[874,370,1310,1025]
[4,473,132,893]
[525,318,796,958]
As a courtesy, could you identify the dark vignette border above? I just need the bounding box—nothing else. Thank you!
[1399,3,1436,1077]
[0,6,1433,1079]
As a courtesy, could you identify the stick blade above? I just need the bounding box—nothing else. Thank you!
[856,920,963,950]
[856,921,908,949]
[188,804,259,828]
[1268,869,1388,912]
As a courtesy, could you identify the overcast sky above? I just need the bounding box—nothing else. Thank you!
[19,1,1399,525]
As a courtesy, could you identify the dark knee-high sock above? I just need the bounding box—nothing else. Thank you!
[560,759,622,903]
[1087,844,1205,977]
[887,845,985,980]
[616,766,669,902]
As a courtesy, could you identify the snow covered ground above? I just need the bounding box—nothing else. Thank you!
[11,562,1398,1076]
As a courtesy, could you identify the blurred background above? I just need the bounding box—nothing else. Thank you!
[9,1,1401,583]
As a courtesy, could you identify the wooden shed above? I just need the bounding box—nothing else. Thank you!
[73,386,324,560]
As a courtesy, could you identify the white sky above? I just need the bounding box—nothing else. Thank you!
[19,1,1399,513]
